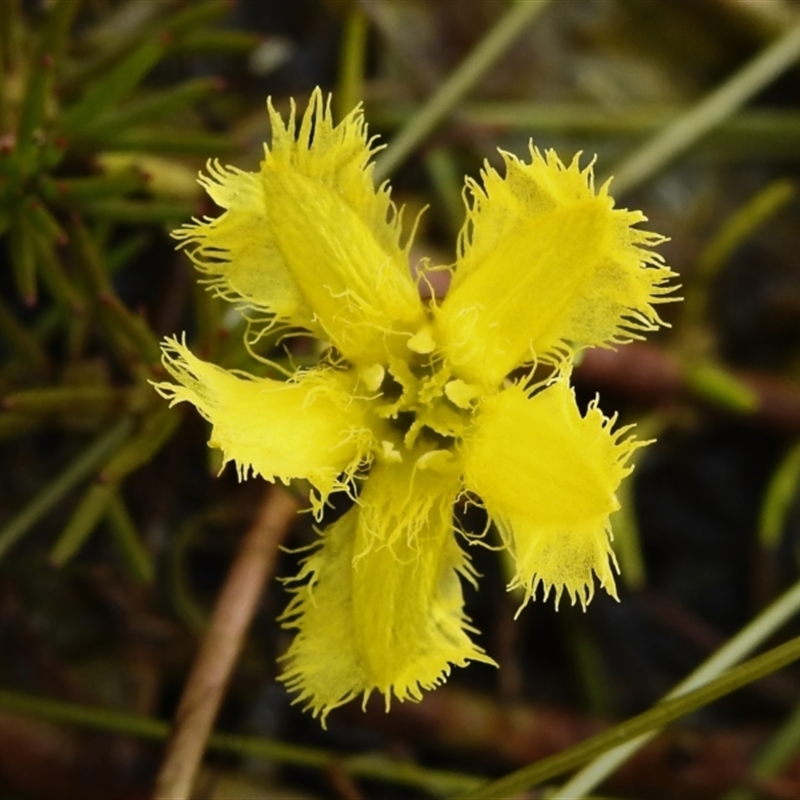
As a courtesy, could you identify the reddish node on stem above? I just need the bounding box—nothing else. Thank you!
[41,54,54,68]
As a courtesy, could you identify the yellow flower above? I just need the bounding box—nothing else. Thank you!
[153,89,678,724]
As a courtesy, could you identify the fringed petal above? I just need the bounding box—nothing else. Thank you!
[435,146,678,387]
[263,90,425,362]
[174,88,425,363]
[278,456,494,725]
[172,160,316,333]
[152,336,373,514]
[461,375,643,609]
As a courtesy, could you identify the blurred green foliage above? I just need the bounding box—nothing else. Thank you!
[0,0,260,572]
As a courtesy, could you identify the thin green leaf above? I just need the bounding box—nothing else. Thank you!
[50,480,116,565]
[27,200,68,245]
[94,128,235,155]
[16,0,80,171]
[103,405,180,479]
[9,210,37,305]
[684,361,759,413]
[69,216,162,364]
[683,179,795,329]
[462,634,800,799]
[50,407,180,566]
[2,386,133,416]
[374,0,553,181]
[65,0,229,90]
[81,198,195,224]
[0,417,133,559]
[336,8,367,123]
[0,296,50,374]
[0,690,483,795]
[553,578,800,798]
[40,170,150,204]
[759,441,800,550]
[61,38,166,135]
[106,491,154,584]
[32,235,86,314]
[610,23,800,195]
[79,77,221,137]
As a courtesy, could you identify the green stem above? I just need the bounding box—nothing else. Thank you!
[373,0,552,182]
[0,417,133,559]
[77,77,221,139]
[610,23,800,195]
[0,296,50,374]
[423,147,466,239]
[552,576,800,799]
[16,0,80,173]
[61,38,166,135]
[0,690,482,795]
[370,101,800,139]
[51,407,180,566]
[759,440,800,550]
[682,179,795,331]
[106,491,154,584]
[336,7,368,122]
[462,633,800,799]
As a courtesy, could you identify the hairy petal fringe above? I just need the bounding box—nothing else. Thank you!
[152,335,373,515]
[462,374,642,610]
[278,457,494,725]
[435,146,679,386]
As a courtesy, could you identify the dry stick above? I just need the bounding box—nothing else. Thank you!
[152,486,301,800]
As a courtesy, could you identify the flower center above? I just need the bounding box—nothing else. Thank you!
[362,344,479,458]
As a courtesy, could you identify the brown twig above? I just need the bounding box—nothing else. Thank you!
[575,344,800,432]
[152,485,300,800]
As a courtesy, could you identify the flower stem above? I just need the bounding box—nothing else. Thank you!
[151,485,300,800]
[0,688,483,795]
[462,631,800,799]
[551,576,800,799]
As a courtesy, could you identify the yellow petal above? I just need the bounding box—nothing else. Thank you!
[461,375,642,609]
[435,147,677,386]
[278,456,493,724]
[152,336,373,513]
[173,160,315,332]
[174,88,424,364]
